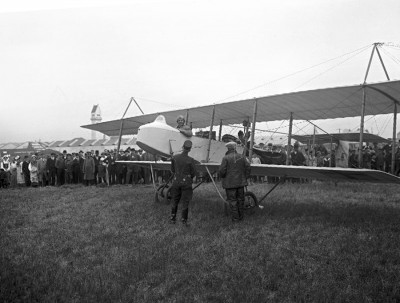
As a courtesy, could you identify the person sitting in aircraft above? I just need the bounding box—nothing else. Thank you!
[176,115,193,137]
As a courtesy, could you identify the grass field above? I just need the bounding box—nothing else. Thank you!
[1,181,400,302]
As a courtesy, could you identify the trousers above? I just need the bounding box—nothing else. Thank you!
[170,184,193,221]
[225,187,245,221]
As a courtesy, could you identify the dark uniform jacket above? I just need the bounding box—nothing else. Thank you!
[219,150,251,189]
[171,151,196,186]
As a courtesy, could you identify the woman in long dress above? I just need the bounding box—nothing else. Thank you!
[9,157,18,188]
[29,155,39,187]
[16,156,25,186]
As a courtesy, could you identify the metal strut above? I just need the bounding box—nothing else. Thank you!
[258,176,286,205]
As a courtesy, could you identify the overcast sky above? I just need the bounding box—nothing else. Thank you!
[1,0,400,143]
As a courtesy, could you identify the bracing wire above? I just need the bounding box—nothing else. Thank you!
[347,104,394,134]
[269,119,287,141]
[217,44,373,103]
[373,116,381,135]
[381,48,400,66]
[134,96,185,109]
[292,46,371,91]
[380,114,393,137]
[292,120,314,136]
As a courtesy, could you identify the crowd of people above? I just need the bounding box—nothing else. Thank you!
[0,148,168,189]
[252,140,400,172]
[1,137,399,190]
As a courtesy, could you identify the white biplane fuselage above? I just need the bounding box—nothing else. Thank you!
[136,115,243,162]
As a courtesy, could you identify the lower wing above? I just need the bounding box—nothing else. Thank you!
[117,161,400,184]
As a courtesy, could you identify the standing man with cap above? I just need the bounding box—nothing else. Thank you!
[170,140,197,225]
[219,141,251,222]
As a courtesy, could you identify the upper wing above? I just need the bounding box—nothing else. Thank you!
[119,161,400,184]
[82,80,400,136]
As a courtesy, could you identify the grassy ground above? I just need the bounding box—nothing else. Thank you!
[1,181,400,302]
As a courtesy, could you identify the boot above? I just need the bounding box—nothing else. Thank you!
[181,209,189,225]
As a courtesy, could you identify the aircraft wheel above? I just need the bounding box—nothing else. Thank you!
[163,186,173,205]
[155,184,169,203]
[243,191,258,210]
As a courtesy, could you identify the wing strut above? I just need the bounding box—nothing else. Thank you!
[117,97,134,155]
[205,166,227,205]
[149,163,157,190]
[205,105,216,162]
[258,176,286,206]
[248,99,258,160]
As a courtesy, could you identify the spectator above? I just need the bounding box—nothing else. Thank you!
[29,155,39,187]
[72,153,80,184]
[47,153,57,186]
[116,150,125,184]
[37,153,48,186]
[9,156,18,188]
[79,151,85,184]
[65,154,73,184]
[98,157,107,185]
[93,150,100,185]
[83,152,95,186]
[22,155,31,187]
[55,154,65,186]
[16,156,25,186]
[348,149,358,168]
[291,142,306,166]
[375,148,384,171]
[107,152,117,185]
[1,155,11,187]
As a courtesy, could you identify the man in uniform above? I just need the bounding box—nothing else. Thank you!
[176,115,193,137]
[219,141,251,222]
[170,140,197,225]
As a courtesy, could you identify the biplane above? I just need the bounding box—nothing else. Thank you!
[82,80,400,208]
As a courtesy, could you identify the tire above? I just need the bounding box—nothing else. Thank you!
[243,191,258,210]
[163,186,173,204]
[154,184,169,203]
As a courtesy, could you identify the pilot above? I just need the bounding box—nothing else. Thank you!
[219,141,251,222]
[170,140,197,225]
[176,115,193,137]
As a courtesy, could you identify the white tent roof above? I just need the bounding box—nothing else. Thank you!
[82,80,400,137]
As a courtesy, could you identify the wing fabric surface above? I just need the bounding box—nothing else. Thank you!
[82,80,400,136]
[118,161,400,184]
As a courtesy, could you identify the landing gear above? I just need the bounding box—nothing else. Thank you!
[244,191,258,210]
[154,183,172,204]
